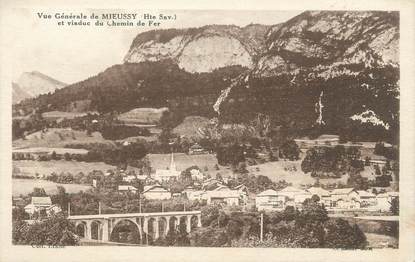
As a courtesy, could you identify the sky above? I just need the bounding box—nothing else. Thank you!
[12,9,303,84]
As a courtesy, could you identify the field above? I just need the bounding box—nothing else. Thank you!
[365,233,398,248]
[41,111,90,120]
[172,116,211,139]
[13,179,91,196]
[148,153,229,177]
[118,107,168,125]
[12,128,113,148]
[13,160,116,177]
[247,160,349,187]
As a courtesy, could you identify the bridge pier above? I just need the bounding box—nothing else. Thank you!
[153,217,160,239]
[186,216,192,233]
[102,219,109,242]
[85,220,92,240]
[197,214,202,227]
[164,216,171,236]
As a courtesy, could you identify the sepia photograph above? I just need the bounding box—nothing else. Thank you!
[1,1,415,261]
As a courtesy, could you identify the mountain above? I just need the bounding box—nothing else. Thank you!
[124,24,270,73]
[13,11,399,142]
[12,83,31,104]
[13,61,247,118]
[217,11,399,142]
[12,71,67,104]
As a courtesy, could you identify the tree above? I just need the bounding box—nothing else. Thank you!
[279,140,300,160]
[364,156,371,166]
[51,151,58,160]
[374,164,381,176]
[51,186,69,212]
[324,219,366,249]
[64,152,71,161]
[12,215,79,246]
[30,187,47,197]
[390,198,399,215]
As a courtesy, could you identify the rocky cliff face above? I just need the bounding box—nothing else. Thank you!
[217,11,399,141]
[12,71,67,104]
[124,25,270,73]
[252,11,398,78]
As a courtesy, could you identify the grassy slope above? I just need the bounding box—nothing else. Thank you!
[13,128,113,148]
[13,179,91,196]
[13,160,115,177]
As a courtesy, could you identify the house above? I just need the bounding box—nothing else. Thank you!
[188,143,208,155]
[187,190,207,201]
[329,188,360,209]
[190,168,204,180]
[24,197,53,216]
[294,134,340,149]
[376,191,398,212]
[278,186,312,208]
[234,184,249,204]
[12,197,25,209]
[255,189,286,211]
[118,185,138,194]
[183,185,196,196]
[357,190,377,209]
[202,178,223,190]
[154,153,181,182]
[143,185,171,200]
[123,175,137,183]
[306,187,332,206]
[206,186,241,205]
[45,205,62,216]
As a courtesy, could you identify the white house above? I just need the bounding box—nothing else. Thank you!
[24,197,53,216]
[45,205,62,216]
[187,190,207,201]
[357,190,377,210]
[188,143,208,155]
[278,186,312,208]
[294,134,340,149]
[190,168,204,181]
[123,175,137,183]
[376,191,398,212]
[306,187,332,206]
[143,185,171,200]
[329,188,360,209]
[255,189,286,211]
[206,186,240,205]
[202,178,223,190]
[118,185,138,194]
[154,153,181,182]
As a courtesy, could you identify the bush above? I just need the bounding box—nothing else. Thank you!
[12,215,79,246]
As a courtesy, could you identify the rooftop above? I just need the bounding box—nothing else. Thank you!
[257,189,278,197]
[330,188,355,195]
[31,197,52,206]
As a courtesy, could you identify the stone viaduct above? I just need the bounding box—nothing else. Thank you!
[68,211,201,244]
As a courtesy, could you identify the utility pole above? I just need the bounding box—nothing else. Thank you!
[99,201,101,215]
[139,195,142,213]
[260,213,264,242]
[184,203,186,212]
[68,202,71,216]
[162,202,164,212]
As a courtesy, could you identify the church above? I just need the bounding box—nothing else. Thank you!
[153,152,181,182]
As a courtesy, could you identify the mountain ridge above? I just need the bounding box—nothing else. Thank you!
[12,71,67,104]
[12,11,399,142]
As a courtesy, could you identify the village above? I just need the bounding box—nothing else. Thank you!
[14,137,399,221]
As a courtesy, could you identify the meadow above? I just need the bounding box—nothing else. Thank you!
[13,178,91,196]
[13,160,115,177]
